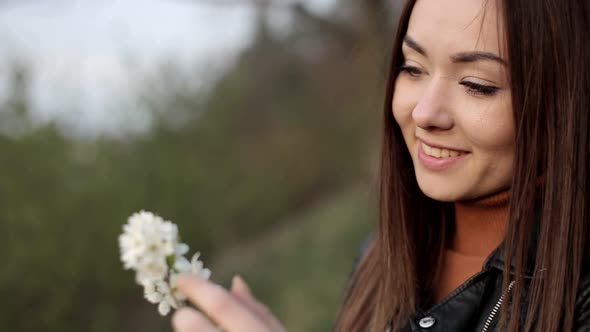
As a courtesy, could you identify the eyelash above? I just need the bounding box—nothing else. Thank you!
[398,65,423,77]
[398,65,500,97]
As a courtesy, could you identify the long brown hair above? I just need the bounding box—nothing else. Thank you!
[335,0,590,331]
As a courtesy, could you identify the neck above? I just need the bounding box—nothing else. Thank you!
[432,189,511,304]
[451,190,509,256]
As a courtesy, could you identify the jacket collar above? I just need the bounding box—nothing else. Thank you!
[482,208,541,279]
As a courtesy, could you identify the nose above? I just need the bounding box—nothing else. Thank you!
[412,78,453,131]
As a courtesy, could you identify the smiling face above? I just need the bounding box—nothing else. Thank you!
[392,0,515,202]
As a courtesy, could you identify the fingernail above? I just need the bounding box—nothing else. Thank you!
[231,275,238,290]
[234,275,252,294]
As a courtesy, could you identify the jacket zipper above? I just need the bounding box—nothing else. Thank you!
[481,280,515,332]
[385,279,515,332]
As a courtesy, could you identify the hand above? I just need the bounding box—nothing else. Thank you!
[172,275,287,332]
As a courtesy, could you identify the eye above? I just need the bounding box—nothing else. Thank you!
[398,65,424,78]
[460,81,500,97]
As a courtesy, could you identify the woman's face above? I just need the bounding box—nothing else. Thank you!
[392,0,514,201]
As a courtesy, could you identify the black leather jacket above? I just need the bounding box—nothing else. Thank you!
[350,235,590,331]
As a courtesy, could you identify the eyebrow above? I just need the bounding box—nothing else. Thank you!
[403,35,507,66]
[451,51,507,66]
[403,36,427,56]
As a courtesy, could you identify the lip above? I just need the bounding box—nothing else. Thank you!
[417,137,469,153]
[417,139,470,171]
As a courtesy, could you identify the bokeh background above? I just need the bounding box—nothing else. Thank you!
[0,1,400,331]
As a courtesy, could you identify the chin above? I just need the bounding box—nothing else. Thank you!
[415,172,468,202]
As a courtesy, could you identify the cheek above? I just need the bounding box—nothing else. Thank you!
[461,100,515,157]
[391,80,415,129]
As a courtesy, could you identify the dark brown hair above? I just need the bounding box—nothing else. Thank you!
[335,0,590,331]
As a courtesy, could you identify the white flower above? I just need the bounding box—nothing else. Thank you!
[135,259,168,285]
[175,243,189,256]
[144,280,167,303]
[190,252,212,280]
[174,255,192,273]
[119,210,213,316]
[118,226,145,270]
[118,210,178,277]
[169,272,188,302]
[143,279,180,316]
[174,252,211,280]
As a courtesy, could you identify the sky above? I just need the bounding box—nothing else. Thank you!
[0,0,336,136]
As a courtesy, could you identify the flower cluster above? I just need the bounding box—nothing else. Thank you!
[118,210,211,316]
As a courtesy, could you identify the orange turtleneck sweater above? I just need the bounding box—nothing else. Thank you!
[433,190,510,303]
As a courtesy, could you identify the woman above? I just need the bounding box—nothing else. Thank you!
[171,0,590,331]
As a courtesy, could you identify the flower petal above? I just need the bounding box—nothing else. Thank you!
[158,301,171,316]
[176,243,189,256]
[200,268,211,280]
[145,291,164,303]
[174,256,191,273]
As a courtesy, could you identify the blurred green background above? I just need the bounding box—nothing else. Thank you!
[0,1,398,331]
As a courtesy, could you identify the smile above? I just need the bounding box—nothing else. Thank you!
[418,141,470,171]
[421,142,466,158]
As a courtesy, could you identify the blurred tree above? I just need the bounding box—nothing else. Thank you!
[0,63,33,138]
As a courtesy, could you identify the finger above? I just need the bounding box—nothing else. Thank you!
[172,307,221,332]
[230,275,255,301]
[177,275,267,332]
[231,275,286,332]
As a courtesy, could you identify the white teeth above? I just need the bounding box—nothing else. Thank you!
[422,142,463,158]
[431,148,441,158]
